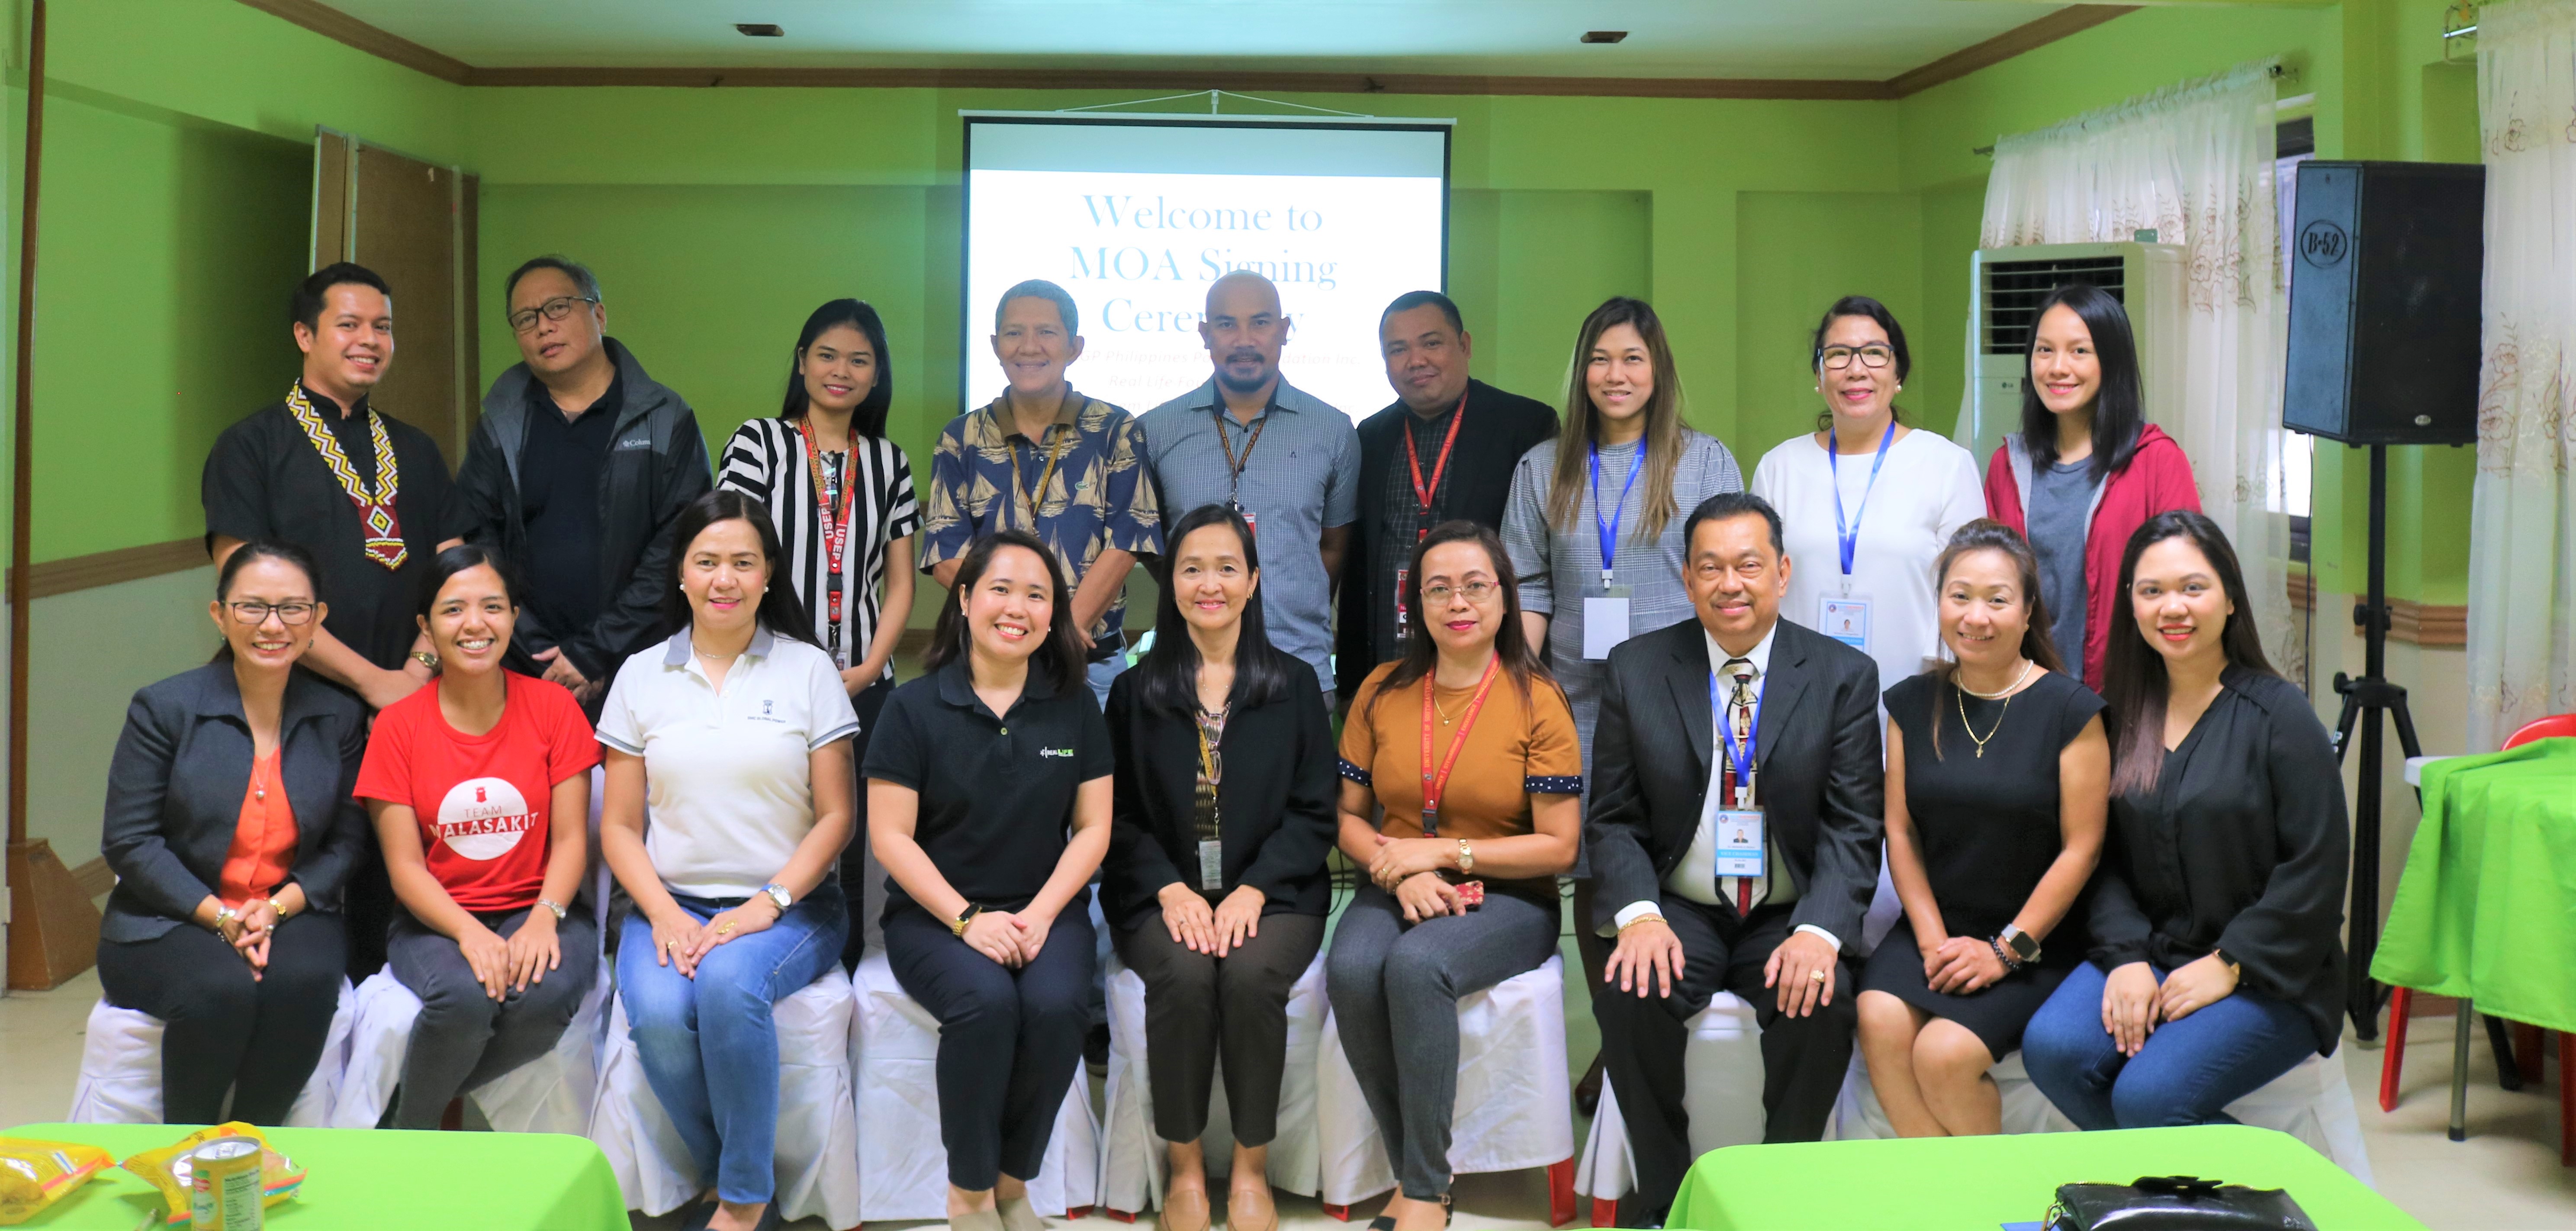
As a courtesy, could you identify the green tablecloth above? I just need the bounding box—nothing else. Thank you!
[1664,1125,2420,1230]
[0,1123,626,1230]
[2372,736,2576,1034]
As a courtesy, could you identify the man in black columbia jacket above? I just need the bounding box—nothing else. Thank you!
[457,256,711,712]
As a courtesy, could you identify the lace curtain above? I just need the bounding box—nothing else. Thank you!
[1972,61,2301,682]
[2471,1,2576,748]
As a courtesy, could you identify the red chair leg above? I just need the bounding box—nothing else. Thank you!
[2379,987,2413,1112]
[1064,1207,1096,1221]
[1095,1210,1137,1224]
[2517,1023,2546,1086]
[1591,1196,1620,1228]
[1322,1203,1353,1221]
[2560,1031,2574,1168]
[1548,1158,1576,1228]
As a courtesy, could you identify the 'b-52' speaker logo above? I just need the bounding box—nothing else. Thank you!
[2299,220,2349,268]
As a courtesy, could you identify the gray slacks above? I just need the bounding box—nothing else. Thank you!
[1324,884,1558,1200]
[386,905,597,1129]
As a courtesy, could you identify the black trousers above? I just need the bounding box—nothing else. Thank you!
[1590,897,1857,1219]
[1113,909,1324,1146]
[96,912,348,1125]
[884,897,1095,1191]
[838,678,892,970]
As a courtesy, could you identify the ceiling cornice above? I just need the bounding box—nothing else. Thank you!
[233,1,2139,103]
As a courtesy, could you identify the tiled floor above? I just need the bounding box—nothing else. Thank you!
[5,963,2570,1230]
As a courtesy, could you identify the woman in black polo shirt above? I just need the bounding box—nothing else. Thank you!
[1103,505,1336,1231]
[865,528,1113,1231]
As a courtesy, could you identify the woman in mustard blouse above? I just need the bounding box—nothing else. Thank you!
[1327,520,1581,1231]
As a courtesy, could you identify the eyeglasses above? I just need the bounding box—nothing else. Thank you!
[508,295,599,334]
[1818,345,1895,371]
[227,601,316,626]
[1422,580,1498,607]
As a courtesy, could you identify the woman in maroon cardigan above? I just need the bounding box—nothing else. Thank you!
[1983,283,2200,690]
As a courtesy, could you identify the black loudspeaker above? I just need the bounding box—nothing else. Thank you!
[2283,161,2483,445]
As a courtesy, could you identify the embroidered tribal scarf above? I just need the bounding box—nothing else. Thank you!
[285,380,406,569]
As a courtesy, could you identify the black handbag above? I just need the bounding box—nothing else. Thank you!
[2043,1175,2318,1230]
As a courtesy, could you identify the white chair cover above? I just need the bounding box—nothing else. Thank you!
[1825,1048,2375,1184]
[1572,991,1764,1204]
[327,965,608,1133]
[1315,953,1574,1208]
[1096,949,1327,1214]
[66,980,355,1126]
[850,951,1101,1221]
[587,966,860,1228]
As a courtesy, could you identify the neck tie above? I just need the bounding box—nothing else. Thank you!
[1719,657,1763,915]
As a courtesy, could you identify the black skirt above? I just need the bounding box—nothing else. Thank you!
[1860,920,2069,1060]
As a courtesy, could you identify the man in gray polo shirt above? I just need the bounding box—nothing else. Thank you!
[1140,271,1358,705]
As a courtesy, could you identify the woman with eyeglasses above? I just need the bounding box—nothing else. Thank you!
[95,540,369,1124]
[1751,296,1985,696]
[1327,521,1581,1231]
[1980,284,2200,690]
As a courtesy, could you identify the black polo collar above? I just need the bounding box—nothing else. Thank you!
[934,655,1060,718]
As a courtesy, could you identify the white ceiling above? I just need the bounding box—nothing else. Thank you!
[319,0,2075,81]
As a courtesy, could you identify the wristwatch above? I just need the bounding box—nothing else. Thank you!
[760,883,794,913]
[2212,946,2244,976]
[1455,839,1475,876]
[950,903,983,938]
[410,650,441,672]
[1998,923,2042,967]
[212,904,241,936]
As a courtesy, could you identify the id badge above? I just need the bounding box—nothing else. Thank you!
[1233,502,1258,538]
[1582,585,1633,660]
[1819,594,1871,652]
[1197,840,1225,891]
[1393,566,1411,641]
[1713,808,1766,878]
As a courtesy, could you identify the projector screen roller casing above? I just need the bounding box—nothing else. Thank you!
[962,114,1451,423]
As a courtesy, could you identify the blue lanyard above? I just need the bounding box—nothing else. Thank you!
[1590,445,1646,588]
[1827,419,1897,576]
[1711,665,1763,784]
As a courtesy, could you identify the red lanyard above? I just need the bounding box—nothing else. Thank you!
[1405,391,1468,542]
[796,417,855,664]
[1418,656,1501,837]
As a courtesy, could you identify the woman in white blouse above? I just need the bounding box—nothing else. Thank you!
[1751,296,1985,696]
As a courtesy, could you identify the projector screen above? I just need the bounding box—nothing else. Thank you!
[962,113,1451,422]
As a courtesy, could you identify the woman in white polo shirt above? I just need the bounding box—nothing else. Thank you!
[598,490,861,1231]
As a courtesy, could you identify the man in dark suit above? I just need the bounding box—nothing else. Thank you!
[1584,490,1885,1225]
[1335,290,1557,703]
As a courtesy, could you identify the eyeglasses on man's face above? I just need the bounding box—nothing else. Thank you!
[1818,345,1895,371]
[228,601,317,626]
[508,295,599,334]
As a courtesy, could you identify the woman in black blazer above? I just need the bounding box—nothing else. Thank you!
[1103,505,1336,1231]
[95,541,368,1124]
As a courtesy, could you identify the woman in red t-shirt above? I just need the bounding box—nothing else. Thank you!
[357,545,601,1130]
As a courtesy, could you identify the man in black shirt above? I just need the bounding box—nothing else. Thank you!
[202,261,468,978]
[1335,290,1558,702]
[457,256,711,709]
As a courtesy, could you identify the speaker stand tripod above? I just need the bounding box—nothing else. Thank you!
[2330,445,2417,1043]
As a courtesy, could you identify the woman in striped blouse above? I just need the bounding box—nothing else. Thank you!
[718,298,922,967]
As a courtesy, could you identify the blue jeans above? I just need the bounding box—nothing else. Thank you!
[617,889,847,1205]
[1086,652,1126,709]
[2022,959,2319,1131]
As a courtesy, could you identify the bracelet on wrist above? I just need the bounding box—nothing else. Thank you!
[1618,914,1667,933]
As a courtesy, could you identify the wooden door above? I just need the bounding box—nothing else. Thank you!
[311,130,479,467]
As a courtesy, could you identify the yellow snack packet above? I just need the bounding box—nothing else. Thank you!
[0,1136,113,1225]
[119,1125,306,1225]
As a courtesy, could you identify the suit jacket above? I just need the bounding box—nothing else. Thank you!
[99,663,370,943]
[1582,616,1885,944]
[1335,380,1558,697]
[1100,658,1339,933]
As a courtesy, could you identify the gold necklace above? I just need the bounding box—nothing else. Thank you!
[1956,676,2017,758]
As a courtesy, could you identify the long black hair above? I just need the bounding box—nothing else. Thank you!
[925,528,1086,697]
[660,490,818,649]
[2019,282,2145,483]
[1131,504,1297,716]
[1809,295,1911,431]
[2102,510,2275,796]
[1926,519,2063,760]
[211,539,321,664]
[1369,520,1557,714]
[780,298,894,437]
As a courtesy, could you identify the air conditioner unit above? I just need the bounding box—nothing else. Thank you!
[1953,241,2185,467]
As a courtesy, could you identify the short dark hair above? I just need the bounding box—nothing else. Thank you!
[212,539,321,664]
[994,279,1079,335]
[1380,289,1463,335]
[1683,491,1785,559]
[504,255,602,308]
[414,543,522,626]
[290,262,390,332]
[1809,295,1911,431]
[781,299,895,436]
